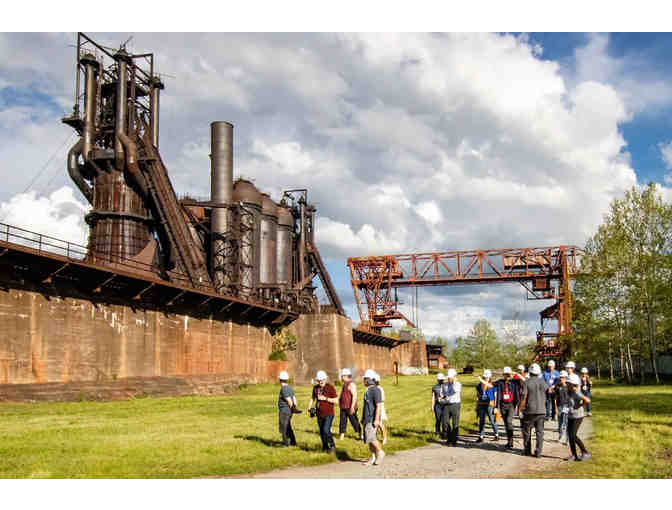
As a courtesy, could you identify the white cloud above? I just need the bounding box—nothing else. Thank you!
[0,186,89,250]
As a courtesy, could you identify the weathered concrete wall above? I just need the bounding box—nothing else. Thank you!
[0,287,428,400]
[0,288,275,400]
[287,313,354,383]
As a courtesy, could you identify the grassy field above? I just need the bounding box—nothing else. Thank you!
[538,381,672,479]
[0,375,481,478]
[1,375,670,478]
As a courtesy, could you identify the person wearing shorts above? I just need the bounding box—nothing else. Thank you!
[361,369,385,465]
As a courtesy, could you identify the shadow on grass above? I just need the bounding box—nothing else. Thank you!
[234,435,360,462]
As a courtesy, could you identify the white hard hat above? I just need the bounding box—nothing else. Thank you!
[503,366,512,374]
[565,361,576,369]
[568,373,581,386]
[373,372,381,382]
[363,369,376,380]
[341,368,352,377]
[447,368,457,378]
[559,370,568,378]
[548,360,555,367]
[315,370,327,381]
[517,364,525,372]
[437,373,445,380]
[483,369,492,378]
[529,363,541,375]
[278,371,289,381]
[581,367,588,374]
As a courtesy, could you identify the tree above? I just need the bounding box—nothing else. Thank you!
[573,183,672,383]
[461,319,501,368]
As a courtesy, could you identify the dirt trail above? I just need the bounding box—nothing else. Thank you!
[249,417,593,478]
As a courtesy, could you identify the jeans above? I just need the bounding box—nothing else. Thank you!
[545,394,556,420]
[477,404,499,437]
[433,403,444,434]
[500,403,515,434]
[317,415,335,450]
[557,411,569,439]
[339,408,362,436]
[278,410,296,446]
[567,417,588,458]
[584,392,592,413]
[441,403,460,444]
[522,413,545,456]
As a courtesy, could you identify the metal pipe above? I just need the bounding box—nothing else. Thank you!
[150,77,164,149]
[67,138,93,203]
[259,194,278,285]
[118,131,149,198]
[210,121,234,293]
[114,50,130,170]
[80,53,99,161]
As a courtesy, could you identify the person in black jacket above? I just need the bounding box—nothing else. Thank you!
[494,366,521,449]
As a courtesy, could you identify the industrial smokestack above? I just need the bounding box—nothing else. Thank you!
[80,53,99,161]
[210,121,234,293]
[114,49,131,170]
[150,77,164,149]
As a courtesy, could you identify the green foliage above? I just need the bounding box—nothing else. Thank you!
[269,328,297,361]
[573,183,672,383]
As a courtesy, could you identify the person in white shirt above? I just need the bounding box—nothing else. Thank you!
[439,368,462,446]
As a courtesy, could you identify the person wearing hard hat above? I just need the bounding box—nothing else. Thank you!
[580,367,592,416]
[439,368,462,446]
[373,372,389,445]
[308,370,339,454]
[277,371,299,447]
[361,369,385,465]
[338,368,362,441]
[543,360,560,421]
[565,361,576,376]
[494,366,521,449]
[566,373,591,461]
[553,370,571,444]
[431,373,446,436]
[519,363,547,457]
[476,369,499,443]
[513,365,528,417]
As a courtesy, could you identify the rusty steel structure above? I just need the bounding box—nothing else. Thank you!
[13,32,347,323]
[348,246,583,360]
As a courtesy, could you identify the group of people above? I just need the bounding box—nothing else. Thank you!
[276,367,388,466]
[276,359,593,466]
[431,360,593,461]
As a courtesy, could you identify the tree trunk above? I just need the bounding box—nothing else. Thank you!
[609,342,614,381]
[627,342,635,384]
[648,312,660,383]
[596,362,601,380]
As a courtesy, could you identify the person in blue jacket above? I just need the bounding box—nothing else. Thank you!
[542,360,560,421]
[476,369,499,442]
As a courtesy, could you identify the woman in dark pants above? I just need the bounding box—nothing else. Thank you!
[566,373,591,462]
[431,373,445,436]
[580,368,593,416]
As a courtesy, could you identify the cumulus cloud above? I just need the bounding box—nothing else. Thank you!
[0,186,89,251]
[2,32,670,338]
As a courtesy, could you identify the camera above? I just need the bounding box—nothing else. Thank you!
[309,407,318,418]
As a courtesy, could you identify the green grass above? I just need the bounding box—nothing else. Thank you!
[1,376,670,478]
[532,382,672,479]
[0,375,482,478]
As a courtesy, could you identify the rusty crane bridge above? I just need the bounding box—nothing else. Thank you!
[348,246,583,360]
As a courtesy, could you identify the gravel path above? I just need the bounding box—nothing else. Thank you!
[250,417,593,478]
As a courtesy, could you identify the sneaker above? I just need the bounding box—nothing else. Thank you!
[534,452,542,458]
[582,452,591,460]
[476,436,484,443]
[492,435,499,441]
[587,412,592,417]
[567,455,577,462]
[339,433,345,441]
[561,439,568,445]
[374,451,385,465]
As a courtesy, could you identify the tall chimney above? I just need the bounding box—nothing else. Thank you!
[210,121,234,293]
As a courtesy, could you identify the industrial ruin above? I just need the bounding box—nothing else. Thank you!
[0,33,426,401]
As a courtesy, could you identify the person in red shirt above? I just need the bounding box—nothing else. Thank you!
[309,370,339,454]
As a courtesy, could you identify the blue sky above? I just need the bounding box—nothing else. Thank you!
[2,32,672,340]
